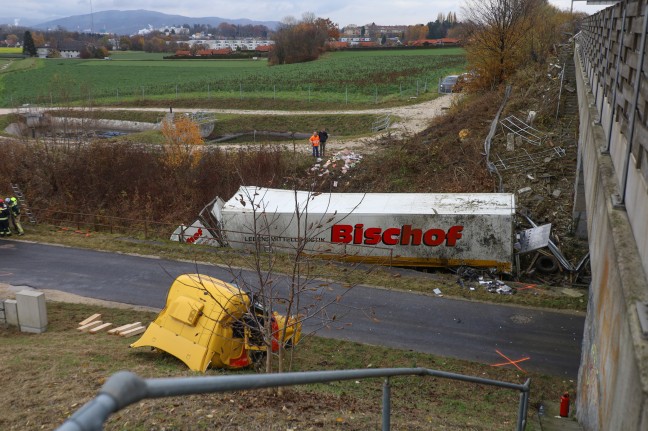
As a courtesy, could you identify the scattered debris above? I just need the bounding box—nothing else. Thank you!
[78,321,104,332]
[494,147,566,171]
[518,187,532,194]
[499,115,546,146]
[77,313,144,336]
[78,313,101,326]
[119,325,147,338]
[455,266,516,294]
[88,322,113,334]
[108,322,143,335]
[433,288,443,296]
[310,150,363,179]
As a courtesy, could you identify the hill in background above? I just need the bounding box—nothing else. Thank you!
[8,9,280,35]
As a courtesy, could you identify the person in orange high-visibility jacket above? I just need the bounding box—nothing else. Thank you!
[309,131,320,158]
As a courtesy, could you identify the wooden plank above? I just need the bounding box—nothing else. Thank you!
[107,322,142,335]
[89,323,113,334]
[78,313,101,326]
[119,326,146,338]
[78,321,103,332]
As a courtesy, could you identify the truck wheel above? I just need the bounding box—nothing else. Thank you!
[536,255,558,274]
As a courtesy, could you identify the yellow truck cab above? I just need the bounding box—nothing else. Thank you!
[131,274,301,372]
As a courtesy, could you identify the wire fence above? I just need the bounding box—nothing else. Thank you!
[5,78,448,109]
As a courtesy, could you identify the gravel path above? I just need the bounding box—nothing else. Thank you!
[0,94,459,151]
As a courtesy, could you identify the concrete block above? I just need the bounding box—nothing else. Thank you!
[16,290,48,333]
[4,299,19,327]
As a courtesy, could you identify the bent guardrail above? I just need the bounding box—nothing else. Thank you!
[56,368,530,431]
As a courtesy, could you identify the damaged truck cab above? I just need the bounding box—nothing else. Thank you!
[130,274,301,372]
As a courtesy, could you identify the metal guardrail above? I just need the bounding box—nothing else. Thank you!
[56,368,530,431]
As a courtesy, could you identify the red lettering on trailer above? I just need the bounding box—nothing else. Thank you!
[331,224,463,247]
[186,228,203,244]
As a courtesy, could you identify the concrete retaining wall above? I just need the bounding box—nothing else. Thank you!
[573,5,648,428]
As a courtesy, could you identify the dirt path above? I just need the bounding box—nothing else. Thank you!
[177,94,459,150]
[0,95,459,151]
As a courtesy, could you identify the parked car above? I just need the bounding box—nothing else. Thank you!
[439,75,459,93]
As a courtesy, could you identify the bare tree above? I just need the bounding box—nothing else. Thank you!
[462,0,543,87]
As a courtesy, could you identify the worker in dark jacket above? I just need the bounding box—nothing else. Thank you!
[318,129,329,157]
[6,197,23,235]
[0,201,11,237]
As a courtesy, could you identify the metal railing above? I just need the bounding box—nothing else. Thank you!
[371,114,391,132]
[56,368,530,431]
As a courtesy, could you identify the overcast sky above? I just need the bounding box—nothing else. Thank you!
[4,0,610,27]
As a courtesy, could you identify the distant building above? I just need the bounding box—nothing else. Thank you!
[36,46,51,58]
[188,39,274,51]
[409,38,460,47]
[36,41,91,59]
[339,37,373,46]
[58,41,88,58]
[137,25,189,36]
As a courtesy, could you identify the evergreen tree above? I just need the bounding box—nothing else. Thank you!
[23,31,37,56]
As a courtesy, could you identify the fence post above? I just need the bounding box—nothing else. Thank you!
[382,378,391,431]
[110,216,113,234]
[515,378,531,431]
[144,220,148,240]
[345,86,348,105]
[239,82,242,100]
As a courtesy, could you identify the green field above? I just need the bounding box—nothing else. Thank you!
[0,48,466,108]
[0,47,23,54]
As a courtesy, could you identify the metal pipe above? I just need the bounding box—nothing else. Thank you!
[515,378,531,431]
[619,7,648,205]
[603,4,627,154]
[382,378,391,431]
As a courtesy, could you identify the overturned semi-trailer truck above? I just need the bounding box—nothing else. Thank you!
[172,186,517,273]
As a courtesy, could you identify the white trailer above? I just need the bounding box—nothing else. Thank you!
[174,186,516,273]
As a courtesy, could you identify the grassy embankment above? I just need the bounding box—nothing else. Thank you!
[0,300,574,430]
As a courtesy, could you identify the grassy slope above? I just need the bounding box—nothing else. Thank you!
[0,301,571,430]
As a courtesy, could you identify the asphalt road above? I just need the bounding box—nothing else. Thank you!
[0,239,585,377]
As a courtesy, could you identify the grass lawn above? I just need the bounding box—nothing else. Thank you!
[0,300,573,430]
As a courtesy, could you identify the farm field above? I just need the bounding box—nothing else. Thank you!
[0,48,466,108]
[0,47,23,54]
